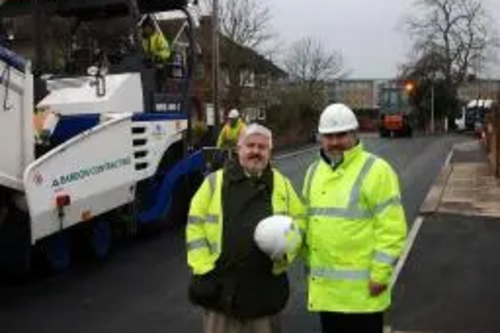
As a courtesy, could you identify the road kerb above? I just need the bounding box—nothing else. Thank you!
[419,147,455,215]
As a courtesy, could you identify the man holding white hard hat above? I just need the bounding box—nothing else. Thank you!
[186,123,304,333]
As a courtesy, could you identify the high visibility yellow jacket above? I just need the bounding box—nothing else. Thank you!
[301,143,407,313]
[216,119,246,149]
[186,168,305,276]
[142,32,171,63]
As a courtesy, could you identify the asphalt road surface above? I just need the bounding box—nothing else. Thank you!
[0,133,467,333]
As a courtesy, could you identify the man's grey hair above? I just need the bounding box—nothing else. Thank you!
[238,123,273,149]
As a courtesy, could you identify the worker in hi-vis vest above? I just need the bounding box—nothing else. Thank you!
[300,103,408,333]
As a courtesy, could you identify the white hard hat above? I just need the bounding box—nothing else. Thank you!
[253,215,301,259]
[228,109,240,119]
[318,103,359,134]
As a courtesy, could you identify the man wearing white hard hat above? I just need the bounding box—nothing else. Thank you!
[300,103,407,333]
[186,123,304,333]
[216,108,246,149]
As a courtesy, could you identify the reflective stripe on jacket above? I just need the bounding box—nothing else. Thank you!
[186,168,305,276]
[301,143,407,313]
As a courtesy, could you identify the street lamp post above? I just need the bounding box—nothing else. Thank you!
[212,0,221,139]
[430,82,435,134]
[32,0,46,72]
[428,70,442,134]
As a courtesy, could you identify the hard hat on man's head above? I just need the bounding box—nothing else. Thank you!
[228,109,240,119]
[318,103,359,134]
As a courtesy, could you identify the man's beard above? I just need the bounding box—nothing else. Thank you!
[326,151,344,168]
[245,155,265,177]
[247,169,262,178]
[246,164,263,177]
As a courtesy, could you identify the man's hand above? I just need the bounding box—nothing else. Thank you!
[368,280,387,297]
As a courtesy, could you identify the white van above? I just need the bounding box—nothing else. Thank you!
[460,99,495,132]
[455,106,466,132]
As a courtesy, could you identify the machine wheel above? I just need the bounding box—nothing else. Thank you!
[0,204,32,281]
[38,232,72,273]
[85,219,112,260]
[164,175,190,227]
[164,172,203,227]
[112,204,139,241]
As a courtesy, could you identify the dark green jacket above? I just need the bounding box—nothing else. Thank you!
[188,161,289,319]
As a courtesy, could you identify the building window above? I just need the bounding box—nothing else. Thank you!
[240,70,255,87]
[258,108,266,120]
[256,74,269,88]
[221,69,230,86]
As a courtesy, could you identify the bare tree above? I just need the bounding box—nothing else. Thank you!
[218,0,273,51]
[284,37,345,90]
[274,37,345,129]
[407,0,498,90]
[202,0,273,50]
[203,0,276,109]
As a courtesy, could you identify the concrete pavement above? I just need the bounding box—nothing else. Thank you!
[421,140,500,217]
[392,137,500,333]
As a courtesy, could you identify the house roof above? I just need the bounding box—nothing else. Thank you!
[159,15,287,77]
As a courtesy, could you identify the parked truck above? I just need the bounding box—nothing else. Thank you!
[0,0,216,278]
[378,81,414,138]
[464,99,496,135]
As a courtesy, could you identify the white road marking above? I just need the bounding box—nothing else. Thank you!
[273,133,386,161]
[390,215,424,288]
[274,146,317,160]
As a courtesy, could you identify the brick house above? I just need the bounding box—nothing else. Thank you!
[159,15,287,124]
[458,79,500,102]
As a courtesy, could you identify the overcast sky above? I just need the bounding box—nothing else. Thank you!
[268,0,500,79]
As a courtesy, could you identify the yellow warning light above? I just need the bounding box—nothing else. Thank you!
[405,82,415,93]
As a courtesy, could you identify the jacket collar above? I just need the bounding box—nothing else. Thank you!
[320,141,364,170]
[226,160,273,187]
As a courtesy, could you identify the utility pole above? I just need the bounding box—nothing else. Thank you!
[430,83,435,134]
[126,0,142,51]
[212,0,221,138]
[32,0,46,73]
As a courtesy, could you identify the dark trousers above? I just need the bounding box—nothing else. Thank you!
[319,312,384,333]
[154,66,167,92]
